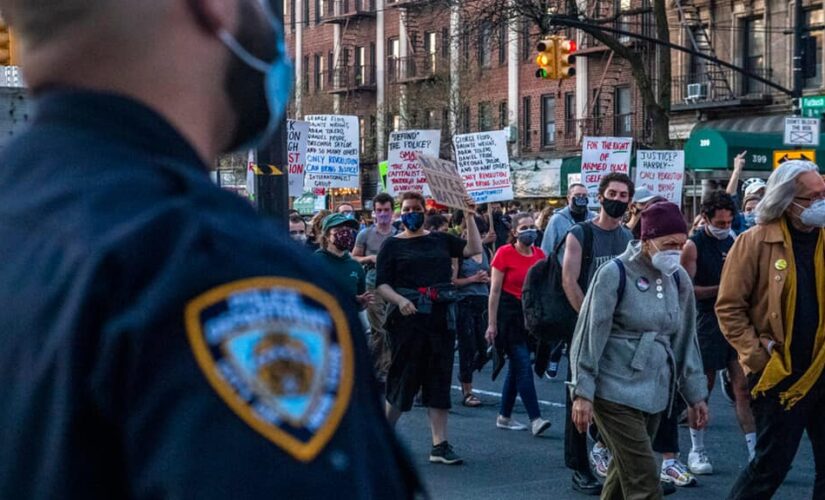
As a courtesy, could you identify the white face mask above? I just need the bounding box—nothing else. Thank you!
[795,199,825,228]
[706,224,731,240]
[650,242,682,276]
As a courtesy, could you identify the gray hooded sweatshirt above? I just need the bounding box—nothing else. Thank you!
[568,242,708,414]
[540,206,595,256]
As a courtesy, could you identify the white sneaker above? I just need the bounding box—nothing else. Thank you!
[531,418,552,436]
[660,459,697,487]
[496,416,527,431]
[688,449,714,475]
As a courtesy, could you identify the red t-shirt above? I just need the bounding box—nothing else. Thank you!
[491,244,545,300]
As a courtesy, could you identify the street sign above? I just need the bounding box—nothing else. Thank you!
[801,95,825,118]
[784,117,820,146]
[773,150,817,168]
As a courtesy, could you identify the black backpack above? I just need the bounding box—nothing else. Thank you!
[522,222,594,342]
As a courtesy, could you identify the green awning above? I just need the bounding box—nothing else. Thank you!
[684,128,825,172]
[560,156,581,196]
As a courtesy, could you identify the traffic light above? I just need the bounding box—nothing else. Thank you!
[556,37,576,79]
[535,37,557,80]
[0,16,14,66]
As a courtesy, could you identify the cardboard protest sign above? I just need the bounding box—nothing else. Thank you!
[581,137,633,207]
[453,130,514,204]
[386,130,441,196]
[304,115,360,192]
[418,154,469,209]
[636,150,685,207]
[287,120,310,197]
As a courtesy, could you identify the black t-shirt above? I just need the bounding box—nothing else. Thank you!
[691,229,734,312]
[493,212,511,249]
[376,232,466,290]
[789,223,820,373]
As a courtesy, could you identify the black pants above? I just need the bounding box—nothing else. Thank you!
[565,357,601,472]
[728,378,825,499]
[456,295,487,384]
[652,396,686,454]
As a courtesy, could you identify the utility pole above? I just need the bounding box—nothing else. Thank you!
[793,0,804,115]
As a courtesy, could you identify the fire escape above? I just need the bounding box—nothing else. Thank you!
[319,0,377,97]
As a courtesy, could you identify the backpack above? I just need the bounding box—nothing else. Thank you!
[521,222,594,342]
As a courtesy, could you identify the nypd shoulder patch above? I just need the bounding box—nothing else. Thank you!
[184,277,354,462]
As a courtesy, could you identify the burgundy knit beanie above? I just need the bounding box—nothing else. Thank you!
[640,202,687,241]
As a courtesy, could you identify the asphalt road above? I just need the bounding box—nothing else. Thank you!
[395,357,816,499]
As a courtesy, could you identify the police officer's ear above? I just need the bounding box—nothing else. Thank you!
[185,0,236,35]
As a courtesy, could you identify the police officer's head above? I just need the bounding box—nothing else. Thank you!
[1,0,289,159]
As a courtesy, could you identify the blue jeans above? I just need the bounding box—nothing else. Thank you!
[500,341,541,421]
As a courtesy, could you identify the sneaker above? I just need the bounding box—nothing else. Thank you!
[531,418,552,436]
[660,459,698,487]
[545,361,560,379]
[688,449,714,475]
[589,443,612,479]
[496,416,528,431]
[429,441,463,465]
[719,369,735,404]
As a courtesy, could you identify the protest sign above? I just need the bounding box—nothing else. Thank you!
[304,115,360,192]
[386,130,441,196]
[636,150,685,207]
[581,137,633,207]
[418,154,469,209]
[287,120,310,197]
[453,130,514,204]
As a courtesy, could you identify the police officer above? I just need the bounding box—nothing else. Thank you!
[0,0,418,498]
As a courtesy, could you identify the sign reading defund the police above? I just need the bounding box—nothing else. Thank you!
[305,115,360,192]
[453,130,514,204]
[418,154,470,209]
[636,150,685,208]
[581,136,633,207]
[386,130,442,196]
[288,120,310,198]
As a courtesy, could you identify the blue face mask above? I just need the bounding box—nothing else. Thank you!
[743,213,757,228]
[517,229,538,246]
[401,212,425,232]
[218,0,293,150]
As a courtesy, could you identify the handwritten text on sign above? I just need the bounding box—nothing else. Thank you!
[636,150,685,208]
[581,136,633,207]
[453,130,513,204]
[287,120,310,197]
[305,115,360,192]
[418,155,470,209]
[386,130,441,196]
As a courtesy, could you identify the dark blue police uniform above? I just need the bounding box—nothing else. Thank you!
[0,90,419,499]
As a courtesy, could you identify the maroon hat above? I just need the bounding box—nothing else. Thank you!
[640,202,687,241]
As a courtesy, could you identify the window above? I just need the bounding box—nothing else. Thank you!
[498,21,507,65]
[478,21,492,68]
[288,0,295,32]
[463,105,471,133]
[442,28,450,58]
[314,54,324,92]
[462,33,470,68]
[614,86,632,136]
[327,51,334,86]
[564,92,575,137]
[425,32,438,73]
[355,46,366,85]
[499,101,508,129]
[805,8,824,89]
[389,37,400,82]
[392,115,402,131]
[478,102,493,131]
[742,16,765,94]
[360,117,367,157]
[316,0,323,24]
[687,25,708,81]
[522,19,531,61]
[522,96,531,148]
[592,89,602,133]
[302,55,310,93]
[541,95,555,147]
[304,0,310,28]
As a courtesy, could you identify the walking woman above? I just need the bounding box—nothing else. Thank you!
[486,212,552,436]
[569,202,709,499]
[377,191,483,465]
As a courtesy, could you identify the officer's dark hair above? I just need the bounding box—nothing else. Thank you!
[598,172,635,200]
[288,214,306,228]
[372,192,394,208]
[701,190,738,220]
[400,191,426,210]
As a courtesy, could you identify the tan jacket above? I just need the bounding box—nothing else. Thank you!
[716,221,806,375]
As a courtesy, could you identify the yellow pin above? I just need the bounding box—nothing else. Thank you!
[775,259,788,271]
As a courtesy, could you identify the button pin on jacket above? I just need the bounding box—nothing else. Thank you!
[775,259,787,271]
[636,277,650,292]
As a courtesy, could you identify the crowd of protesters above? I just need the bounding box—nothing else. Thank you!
[285,154,825,499]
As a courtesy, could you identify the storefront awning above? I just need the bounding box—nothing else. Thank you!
[685,117,825,172]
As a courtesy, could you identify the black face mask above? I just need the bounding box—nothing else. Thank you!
[570,196,588,214]
[223,1,277,152]
[602,199,629,219]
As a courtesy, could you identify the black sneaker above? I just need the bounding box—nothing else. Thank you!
[571,470,602,496]
[429,441,463,465]
[719,369,735,404]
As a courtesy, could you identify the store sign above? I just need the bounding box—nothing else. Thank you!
[773,149,817,168]
[784,117,820,146]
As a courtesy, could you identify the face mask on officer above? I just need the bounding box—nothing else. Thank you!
[215,0,293,152]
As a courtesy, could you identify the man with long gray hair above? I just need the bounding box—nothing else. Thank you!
[717,160,825,498]
[0,1,418,498]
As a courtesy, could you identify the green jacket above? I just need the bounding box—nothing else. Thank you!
[315,248,366,298]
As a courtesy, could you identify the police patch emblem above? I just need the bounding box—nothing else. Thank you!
[185,277,354,462]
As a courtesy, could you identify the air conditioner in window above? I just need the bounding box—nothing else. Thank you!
[686,82,708,101]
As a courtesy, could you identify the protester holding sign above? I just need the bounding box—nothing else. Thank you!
[377,192,483,465]
[486,213,552,436]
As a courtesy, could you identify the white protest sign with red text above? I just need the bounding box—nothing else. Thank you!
[386,130,441,196]
[453,130,514,204]
[636,150,685,208]
[287,120,310,197]
[581,136,633,208]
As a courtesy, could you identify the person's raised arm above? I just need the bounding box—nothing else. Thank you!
[562,232,585,312]
[463,197,483,257]
[726,151,747,195]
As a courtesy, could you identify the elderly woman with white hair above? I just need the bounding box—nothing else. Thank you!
[717,160,825,498]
